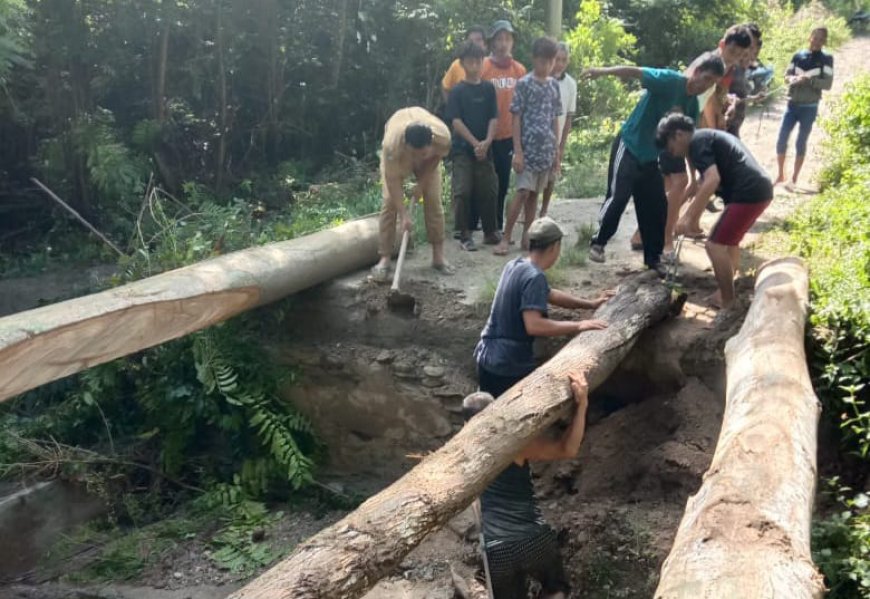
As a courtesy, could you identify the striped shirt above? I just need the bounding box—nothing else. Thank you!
[785,49,834,106]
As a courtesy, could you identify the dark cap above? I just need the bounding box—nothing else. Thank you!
[489,20,515,39]
[527,217,564,245]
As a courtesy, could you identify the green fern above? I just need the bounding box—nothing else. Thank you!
[192,331,315,491]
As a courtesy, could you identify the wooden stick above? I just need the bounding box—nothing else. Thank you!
[655,257,825,599]
[31,177,125,257]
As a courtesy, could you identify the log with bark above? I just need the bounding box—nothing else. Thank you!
[655,257,825,599]
[0,215,382,402]
[229,271,675,599]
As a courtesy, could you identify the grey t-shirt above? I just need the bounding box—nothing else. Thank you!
[481,461,547,545]
[474,258,550,377]
[510,74,562,173]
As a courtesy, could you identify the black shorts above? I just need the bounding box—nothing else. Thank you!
[485,527,570,599]
[658,151,687,176]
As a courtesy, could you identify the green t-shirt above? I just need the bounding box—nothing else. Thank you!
[620,68,699,164]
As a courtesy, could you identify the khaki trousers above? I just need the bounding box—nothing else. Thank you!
[378,167,445,257]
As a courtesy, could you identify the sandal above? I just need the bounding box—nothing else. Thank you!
[630,241,644,252]
[370,264,391,284]
[460,238,478,252]
[432,262,456,275]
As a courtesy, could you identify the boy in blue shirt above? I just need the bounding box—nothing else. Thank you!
[475,217,610,397]
[582,53,725,274]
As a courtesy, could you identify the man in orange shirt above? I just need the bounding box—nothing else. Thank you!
[482,20,527,231]
[441,26,487,103]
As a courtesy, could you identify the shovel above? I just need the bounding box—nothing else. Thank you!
[388,199,417,315]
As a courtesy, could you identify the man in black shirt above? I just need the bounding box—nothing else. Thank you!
[463,371,589,599]
[447,41,500,250]
[660,114,772,310]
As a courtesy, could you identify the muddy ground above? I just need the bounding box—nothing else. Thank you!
[1,35,867,599]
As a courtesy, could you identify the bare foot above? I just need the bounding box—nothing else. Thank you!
[774,175,786,185]
[704,291,724,309]
[493,241,509,256]
[675,223,706,239]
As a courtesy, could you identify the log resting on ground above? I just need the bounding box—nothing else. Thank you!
[230,271,675,599]
[655,257,825,599]
[0,216,382,402]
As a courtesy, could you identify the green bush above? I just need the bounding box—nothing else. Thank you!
[793,69,870,599]
[813,482,870,598]
[820,74,870,188]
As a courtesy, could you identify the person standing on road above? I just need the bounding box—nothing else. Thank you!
[370,107,454,282]
[462,370,589,599]
[775,26,833,188]
[582,53,725,275]
[494,37,563,256]
[475,217,610,398]
[539,42,578,219]
[482,20,527,231]
[447,41,500,251]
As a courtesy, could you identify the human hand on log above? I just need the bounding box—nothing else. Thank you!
[590,290,616,308]
[568,372,589,408]
[577,319,608,333]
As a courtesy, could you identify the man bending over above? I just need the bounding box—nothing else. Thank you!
[659,114,772,310]
[371,107,454,281]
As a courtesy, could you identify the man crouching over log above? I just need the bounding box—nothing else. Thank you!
[463,371,589,599]
[658,113,773,311]
[475,216,611,397]
[371,107,455,281]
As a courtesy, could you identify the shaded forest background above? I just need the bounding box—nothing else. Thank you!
[0,0,854,263]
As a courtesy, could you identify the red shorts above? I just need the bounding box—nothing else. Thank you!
[708,201,771,246]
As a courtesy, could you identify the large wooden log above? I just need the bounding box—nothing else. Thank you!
[655,258,825,599]
[0,216,382,402]
[230,271,674,599]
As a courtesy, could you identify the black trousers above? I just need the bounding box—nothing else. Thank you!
[478,364,525,399]
[591,134,667,267]
[491,138,514,231]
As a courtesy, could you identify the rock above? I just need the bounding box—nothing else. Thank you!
[422,377,445,388]
[423,365,445,379]
[376,350,395,364]
[173,571,183,579]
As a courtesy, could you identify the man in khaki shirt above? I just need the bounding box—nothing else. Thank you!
[372,107,454,280]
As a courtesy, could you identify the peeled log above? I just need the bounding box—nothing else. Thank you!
[655,258,825,599]
[0,216,382,402]
[230,271,674,599]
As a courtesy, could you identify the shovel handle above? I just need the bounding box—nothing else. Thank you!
[391,229,410,292]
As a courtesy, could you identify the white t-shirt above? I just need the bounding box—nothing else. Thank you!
[556,73,578,143]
